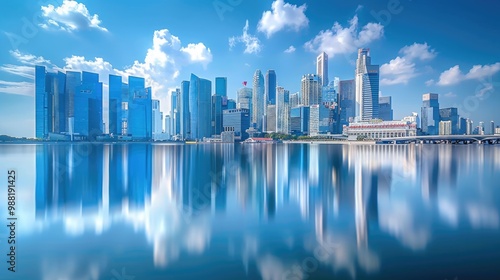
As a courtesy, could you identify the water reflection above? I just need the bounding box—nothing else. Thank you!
[2,143,500,279]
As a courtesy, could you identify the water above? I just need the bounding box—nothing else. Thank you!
[1,143,500,280]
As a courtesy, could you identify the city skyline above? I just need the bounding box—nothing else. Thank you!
[1,0,500,137]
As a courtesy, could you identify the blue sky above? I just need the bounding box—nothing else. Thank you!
[1,0,500,137]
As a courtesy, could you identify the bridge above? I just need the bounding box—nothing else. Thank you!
[377,135,500,145]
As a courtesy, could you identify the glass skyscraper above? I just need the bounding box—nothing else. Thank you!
[189,74,212,140]
[355,48,379,121]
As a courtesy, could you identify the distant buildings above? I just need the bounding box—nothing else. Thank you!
[421,93,440,135]
[355,48,379,121]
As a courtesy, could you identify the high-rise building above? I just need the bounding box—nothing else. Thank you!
[265,70,277,105]
[128,76,152,140]
[290,92,300,109]
[378,96,393,121]
[491,121,495,135]
[180,81,190,139]
[237,87,252,116]
[223,108,251,140]
[439,121,452,135]
[339,79,355,127]
[439,107,459,135]
[215,77,227,97]
[252,70,265,130]
[276,86,290,134]
[355,48,379,121]
[74,71,103,139]
[317,52,328,86]
[421,93,440,135]
[189,74,212,140]
[266,105,277,133]
[152,99,162,140]
[301,74,321,106]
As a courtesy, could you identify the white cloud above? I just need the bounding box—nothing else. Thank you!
[40,0,108,32]
[437,62,500,86]
[380,56,416,85]
[399,43,436,61]
[380,43,437,86]
[229,20,262,54]
[257,0,309,38]
[180,43,213,68]
[0,80,33,96]
[284,45,295,53]
[304,15,383,57]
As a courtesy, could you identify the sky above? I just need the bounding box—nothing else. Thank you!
[1,0,500,137]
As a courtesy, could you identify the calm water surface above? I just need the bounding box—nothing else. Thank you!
[1,143,500,280]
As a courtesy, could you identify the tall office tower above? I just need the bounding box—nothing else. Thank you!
[211,95,223,135]
[317,52,328,86]
[180,81,190,139]
[170,89,181,137]
[223,108,251,140]
[421,93,440,135]
[466,118,473,135]
[290,92,300,109]
[459,117,467,135]
[35,66,67,138]
[152,99,162,140]
[491,121,495,135]
[65,71,82,134]
[189,73,212,140]
[439,107,459,135]
[252,69,265,130]
[74,71,103,139]
[265,70,277,105]
[378,96,393,121]
[109,74,124,136]
[237,87,252,114]
[215,77,227,97]
[266,105,277,133]
[276,86,290,134]
[355,48,379,121]
[128,76,152,140]
[478,121,485,135]
[301,74,322,106]
[339,79,355,127]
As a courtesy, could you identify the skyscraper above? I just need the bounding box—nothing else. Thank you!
[378,96,393,121]
[265,70,277,105]
[317,52,328,86]
[301,74,321,106]
[439,107,459,135]
[215,77,227,97]
[189,73,212,140]
[421,93,440,135]
[339,79,355,128]
[128,76,152,140]
[276,86,290,134]
[355,48,379,121]
[252,70,265,130]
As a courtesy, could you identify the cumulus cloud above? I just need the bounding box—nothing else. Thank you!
[304,15,383,57]
[40,0,108,32]
[437,62,500,86]
[284,45,295,53]
[229,20,262,54]
[380,43,437,85]
[257,0,309,38]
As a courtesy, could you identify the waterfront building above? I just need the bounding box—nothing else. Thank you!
[379,96,393,121]
[439,107,459,135]
[439,121,452,135]
[252,70,265,130]
[189,74,212,140]
[223,108,251,140]
[344,120,417,139]
[301,74,322,106]
[317,52,328,86]
[355,48,379,121]
[421,93,440,135]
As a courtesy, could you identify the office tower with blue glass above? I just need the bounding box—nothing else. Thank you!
[355,48,379,121]
[378,96,393,121]
[189,74,212,140]
[421,93,440,135]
